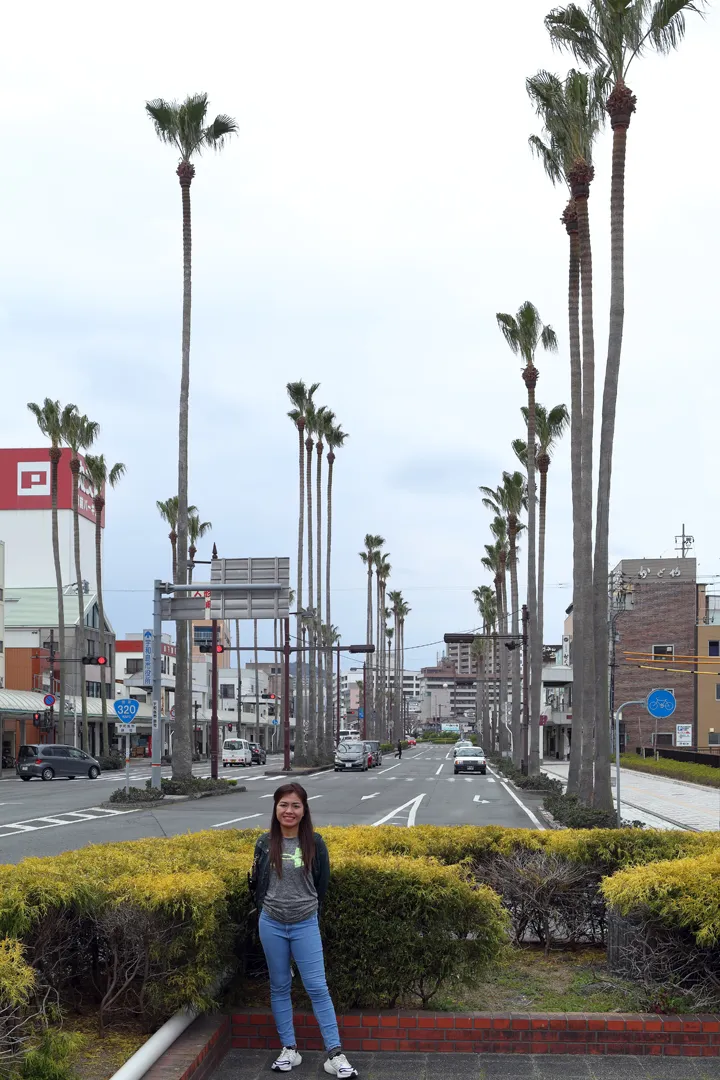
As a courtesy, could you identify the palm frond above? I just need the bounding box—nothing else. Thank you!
[648,0,707,53]
[546,4,605,66]
[528,134,566,186]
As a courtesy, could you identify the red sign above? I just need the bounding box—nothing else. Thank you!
[0,448,102,525]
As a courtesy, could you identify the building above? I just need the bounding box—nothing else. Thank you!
[191,620,232,668]
[445,638,478,676]
[694,587,720,748]
[0,541,5,690]
[3,585,115,752]
[420,660,478,727]
[0,448,100,590]
[610,557,697,751]
[541,644,573,759]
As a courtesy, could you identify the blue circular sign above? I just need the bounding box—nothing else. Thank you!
[113,698,140,722]
[43,694,56,707]
[647,689,677,719]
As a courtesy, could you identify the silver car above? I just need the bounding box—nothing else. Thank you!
[17,744,102,781]
[334,741,369,772]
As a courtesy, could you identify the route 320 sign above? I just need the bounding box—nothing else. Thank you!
[113,699,140,723]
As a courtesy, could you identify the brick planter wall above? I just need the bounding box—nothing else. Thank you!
[142,1015,230,1080]
[231,1010,720,1057]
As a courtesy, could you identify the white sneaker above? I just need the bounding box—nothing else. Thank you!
[324,1052,358,1078]
[271,1047,302,1072]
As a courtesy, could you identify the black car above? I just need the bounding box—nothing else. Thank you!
[249,742,267,765]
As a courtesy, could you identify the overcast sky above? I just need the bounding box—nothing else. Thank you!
[1,0,717,671]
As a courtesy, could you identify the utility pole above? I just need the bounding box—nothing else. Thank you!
[362,662,367,740]
[210,618,219,778]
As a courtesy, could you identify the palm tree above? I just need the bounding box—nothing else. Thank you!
[64,412,99,753]
[527,66,606,797]
[324,423,348,754]
[496,306,558,775]
[287,381,319,765]
[397,598,411,737]
[375,553,392,737]
[302,400,320,760]
[482,540,509,755]
[360,535,385,732]
[473,585,498,751]
[385,625,394,739]
[146,93,237,780]
[313,406,334,756]
[546,0,705,811]
[481,475,527,766]
[188,512,212,754]
[27,399,77,740]
[84,455,126,755]
[157,498,199,580]
[512,403,569,773]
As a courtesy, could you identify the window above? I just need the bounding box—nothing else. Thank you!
[85,681,101,698]
[220,684,235,699]
[0,640,3,654]
[654,732,673,746]
[173,664,177,676]
[0,588,3,599]
[85,639,97,658]
[716,684,720,702]
[709,733,720,746]
[126,658,143,675]
[710,641,720,658]
[194,628,213,645]
[653,645,674,661]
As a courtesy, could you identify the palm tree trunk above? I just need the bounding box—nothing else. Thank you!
[572,175,596,805]
[565,213,584,794]
[254,619,260,745]
[95,499,109,755]
[366,565,373,724]
[593,92,634,813]
[324,456,335,758]
[524,369,540,776]
[187,564,194,757]
[172,161,194,780]
[536,462,549,767]
[315,446,324,757]
[295,423,306,764]
[235,620,242,739]
[508,526,522,768]
[494,576,507,755]
[305,438,316,761]
[70,458,89,752]
[49,449,66,742]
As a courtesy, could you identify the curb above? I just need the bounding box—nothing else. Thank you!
[140,1015,230,1080]
[264,765,334,777]
[101,786,247,811]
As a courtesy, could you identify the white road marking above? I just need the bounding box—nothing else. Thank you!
[465,778,473,783]
[259,794,273,799]
[447,778,455,783]
[474,796,491,804]
[487,778,496,783]
[372,794,426,828]
[211,813,263,828]
[361,793,380,800]
[435,765,443,775]
[307,795,323,801]
[499,781,545,830]
[0,806,142,838]
[377,762,402,775]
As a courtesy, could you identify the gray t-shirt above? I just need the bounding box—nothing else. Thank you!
[262,837,318,924]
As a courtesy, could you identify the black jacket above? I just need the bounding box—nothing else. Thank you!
[248,831,330,914]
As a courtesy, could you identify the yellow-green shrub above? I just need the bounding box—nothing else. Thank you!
[619,753,720,789]
[602,850,720,947]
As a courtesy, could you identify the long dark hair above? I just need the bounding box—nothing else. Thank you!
[269,783,316,877]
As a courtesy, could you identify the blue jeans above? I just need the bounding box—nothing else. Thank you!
[259,911,340,1052]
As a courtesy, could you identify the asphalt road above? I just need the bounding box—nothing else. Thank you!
[0,748,542,864]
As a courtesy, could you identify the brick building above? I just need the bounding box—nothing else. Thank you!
[611,558,697,750]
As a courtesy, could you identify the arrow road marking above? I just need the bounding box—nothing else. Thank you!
[361,792,380,800]
[372,794,426,828]
[474,796,491,804]
[487,778,496,783]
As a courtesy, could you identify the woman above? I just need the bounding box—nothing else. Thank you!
[250,783,358,1078]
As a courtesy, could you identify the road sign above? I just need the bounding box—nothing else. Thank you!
[143,629,152,686]
[271,717,280,726]
[676,723,692,746]
[113,698,140,723]
[209,557,290,620]
[647,689,677,719]
[43,694,56,707]
[170,707,175,719]
[358,708,364,720]
[116,724,137,734]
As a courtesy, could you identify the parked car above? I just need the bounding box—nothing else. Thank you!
[453,746,487,775]
[248,742,267,765]
[222,738,253,767]
[405,736,417,747]
[334,741,369,771]
[364,740,383,767]
[16,744,101,781]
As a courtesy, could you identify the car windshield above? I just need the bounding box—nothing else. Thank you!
[457,747,482,756]
[224,740,244,750]
[338,742,363,753]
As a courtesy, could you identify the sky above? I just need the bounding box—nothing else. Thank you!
[1,0,718,672]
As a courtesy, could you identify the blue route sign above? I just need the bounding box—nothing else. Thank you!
[113,698,140,723]
[358,708,364,720]
[647,689,677,719]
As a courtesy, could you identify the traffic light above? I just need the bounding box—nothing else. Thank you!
[261,692,276,700]
[33,712,41,722]
[199,643,225,654]
[82,655,108,665]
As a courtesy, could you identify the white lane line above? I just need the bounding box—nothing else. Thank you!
[445,751,451,760]
[211,813,263,828]
[259,794,273,799]
[377,762,403,775]
[361,792,380,800]
[435,765,443,775]
[487,778,496,783]
[0,808,143,838]
[465,778,473,783]
[307,795,323,801]
[372,794,426,828]
[499,781,545,830]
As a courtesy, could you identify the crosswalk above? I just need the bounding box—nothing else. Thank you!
[0,805,142,839]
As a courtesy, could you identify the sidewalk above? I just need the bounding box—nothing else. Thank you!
[212,1049,720,1079]
[542,762,720,831]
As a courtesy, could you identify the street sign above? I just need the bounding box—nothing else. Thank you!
[43,694,56,707]
[358,708,364,720]
[143,629,152,686]
[209,557,290,620]
[676,723,692,746]
[113,699,140,723]
[170,707,175,719]
[271,717,280,726]
[152,700,160,730]
[116,724,137,734]
[647,689,677,719]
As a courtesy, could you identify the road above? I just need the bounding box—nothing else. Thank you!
[0,747,542,864]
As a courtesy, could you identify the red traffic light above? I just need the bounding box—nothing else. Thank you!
[216,645,224,654]
[96,655,107,666]
[33,712,41,722]
[82,655,108,665]
[269,693,276,699]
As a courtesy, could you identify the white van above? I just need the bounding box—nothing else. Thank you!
[222,738,252,767]
[338,728,360,744]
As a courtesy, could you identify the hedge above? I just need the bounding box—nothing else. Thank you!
[619,753,720,789]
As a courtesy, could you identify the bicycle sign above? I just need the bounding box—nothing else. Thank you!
[113,699,140,723]
[646,689,677,719]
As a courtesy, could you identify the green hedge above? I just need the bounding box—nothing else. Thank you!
[619,753,720,789]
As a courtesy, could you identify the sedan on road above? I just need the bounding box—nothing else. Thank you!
[334,741,369,772]
[453,746,487,775]
[16,744,101,781]
[364,740,383,767]
[248,742,267,765]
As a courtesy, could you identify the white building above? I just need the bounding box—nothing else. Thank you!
[0,541,5,690]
